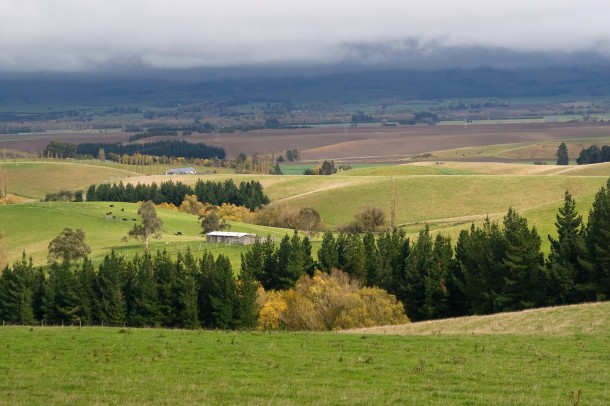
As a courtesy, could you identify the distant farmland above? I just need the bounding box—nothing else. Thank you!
[2,121,610,162]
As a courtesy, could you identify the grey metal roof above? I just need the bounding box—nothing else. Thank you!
[205,231,254,238]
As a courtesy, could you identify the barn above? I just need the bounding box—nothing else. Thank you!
[165,167,197,175]
[205,231,258,245]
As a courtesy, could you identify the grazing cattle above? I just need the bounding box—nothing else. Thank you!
[122,218,127,221]
[132,218,136,221]
[121,208,124,212]
[175,231,182,236]
[106,212,112,215]
[112,216,117,219]
[109,204,114,207]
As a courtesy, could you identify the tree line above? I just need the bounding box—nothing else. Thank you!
[76,140,226,160]
[3,181,610,327]
[244,183,610,321]
[576,144,610,164]
[0,250,258,329]
[85,179,270,211]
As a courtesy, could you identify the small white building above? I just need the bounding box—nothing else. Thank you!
[165,167,197,175]
[205,231,258,245]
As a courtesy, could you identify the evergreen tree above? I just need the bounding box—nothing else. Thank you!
[317,231,339,273]
[336,233,367,282]
[556,142,569,165]
[583,179,610,300]
[129,252,161,327]
[500,208,545,311]
[42,260,79,325]
[235,265,260,329]
[402,226,434,321]
[454,219,506,314]
[547,191,587,304]
[376,228,410,294]
[154,250,179,326]
[208,255,237,329]
[77,258,97,325]
[0,253,36,324]
[362,232,380,285]
[95,251,127,326]
[421,234,453,319]
[175,250,199,329]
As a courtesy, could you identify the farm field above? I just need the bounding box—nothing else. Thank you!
[0,302,608,405]
[2,158,610,265]
[3,121,610,162]
[0,201,292,268]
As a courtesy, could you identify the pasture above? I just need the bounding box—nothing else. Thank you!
[0,201,291,268]
[0,302,609,405]
[2,158,610,265]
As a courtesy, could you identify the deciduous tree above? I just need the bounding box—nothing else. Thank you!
[128,201,163,250]
[47,228,91,264]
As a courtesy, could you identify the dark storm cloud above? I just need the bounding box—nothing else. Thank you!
[1,0,610,72]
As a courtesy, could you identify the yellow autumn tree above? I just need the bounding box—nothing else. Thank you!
[257,270,409,331]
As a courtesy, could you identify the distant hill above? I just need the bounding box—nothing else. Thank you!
[2,66,610,110]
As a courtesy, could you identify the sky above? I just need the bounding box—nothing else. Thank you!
[1,0,610,73]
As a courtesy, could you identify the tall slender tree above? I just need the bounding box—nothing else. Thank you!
[556,142,569,165]
[547,191,587,303]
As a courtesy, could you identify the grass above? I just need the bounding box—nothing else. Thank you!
[0,202,296,269]
[0,161,138,199]
[345,301,610,336]
[0,302,609,404]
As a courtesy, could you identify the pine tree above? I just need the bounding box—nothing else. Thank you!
[129,252,161,327]
[500,208,545,311]
[0,253,36,324]
[95,251,127,326]
[336,233,366,282]
[208,255,237,329]
[175,249,199,329]
[317,231,339,273]
[42,260,79,325]
[547,191,587,304]
[154,250,179,326]
[376,228,409,294]
[403,226,434,321]
[235,265,260,329]
[362,232,380,286]
[556,142,569,165]
[77,258,97,325]
[421,234,453,319]
[454,219,506,314]
[583,179,610,300]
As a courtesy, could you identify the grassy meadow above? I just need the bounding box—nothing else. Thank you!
[2,155,610,265]
[0,302,609,405]
[0,201,295,269]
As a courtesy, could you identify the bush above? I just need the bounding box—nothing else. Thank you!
[257,270,408,331]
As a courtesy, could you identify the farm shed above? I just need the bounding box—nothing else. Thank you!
[165,167,197,175]
[205,231,258,245]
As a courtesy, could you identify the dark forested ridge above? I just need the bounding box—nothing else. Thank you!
[2,66,610,110]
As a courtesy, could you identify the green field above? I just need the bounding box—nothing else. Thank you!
[2,158,610,264]
[0,201,294,268]
[1,302,608,405]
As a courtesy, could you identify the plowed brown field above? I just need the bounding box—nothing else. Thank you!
[2,121,610,162]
